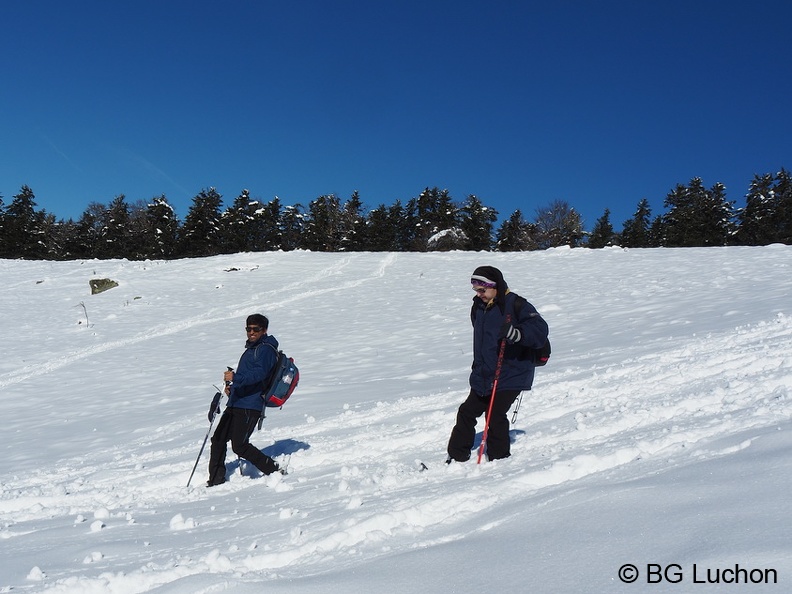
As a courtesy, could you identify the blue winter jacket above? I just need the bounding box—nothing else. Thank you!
[227,333,279,412]
[469,291,549,395]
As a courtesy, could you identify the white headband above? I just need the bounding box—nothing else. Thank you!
[471,274,497,287]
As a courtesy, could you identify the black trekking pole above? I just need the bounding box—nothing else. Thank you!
[186,389,223,488]
[511,393,524,424]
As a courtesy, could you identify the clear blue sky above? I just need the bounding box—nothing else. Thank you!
[3,0,791,231]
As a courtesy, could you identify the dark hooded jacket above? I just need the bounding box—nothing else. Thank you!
[469,266,549,394]
[227,333,279,412]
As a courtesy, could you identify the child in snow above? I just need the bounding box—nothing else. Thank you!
[446,266,549,462]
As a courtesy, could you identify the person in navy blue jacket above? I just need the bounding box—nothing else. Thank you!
[447,266,549,462]
[207,314,282,486]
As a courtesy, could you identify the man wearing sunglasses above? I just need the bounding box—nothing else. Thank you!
[207,313,282,486]
[446,266,549,463]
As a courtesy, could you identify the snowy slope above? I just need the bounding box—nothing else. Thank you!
[1,246,790,593]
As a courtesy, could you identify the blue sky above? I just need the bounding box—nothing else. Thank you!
[3,1,791,231]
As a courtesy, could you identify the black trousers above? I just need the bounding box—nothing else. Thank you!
[447,389,521,462]
[208,407,279,485]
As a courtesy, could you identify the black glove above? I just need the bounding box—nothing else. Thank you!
[499,322,521,344]
[208,392,222,423]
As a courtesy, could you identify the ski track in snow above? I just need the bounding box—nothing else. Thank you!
[0,254,398,390]
[0,249,790,592]
[4,315,790,590]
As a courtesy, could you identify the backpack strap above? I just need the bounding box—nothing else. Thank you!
[260,343,282,400]
[513,294,526,317]
[245,342,279,421]
[512,294,544,322]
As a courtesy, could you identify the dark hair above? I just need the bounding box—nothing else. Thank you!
[246,313,269,330]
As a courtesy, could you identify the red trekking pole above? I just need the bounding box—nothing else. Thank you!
[477,315,510,464]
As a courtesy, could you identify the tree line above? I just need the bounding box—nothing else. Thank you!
[1,168,790,260]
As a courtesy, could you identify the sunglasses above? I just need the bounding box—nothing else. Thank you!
[472,287,490,294]
[245,326,264,333]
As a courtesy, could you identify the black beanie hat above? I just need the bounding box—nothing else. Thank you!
[472,266,508,309]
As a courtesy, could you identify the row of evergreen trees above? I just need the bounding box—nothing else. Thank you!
[1,169,790,260]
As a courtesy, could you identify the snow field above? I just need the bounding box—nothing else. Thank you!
[1,246,790,593]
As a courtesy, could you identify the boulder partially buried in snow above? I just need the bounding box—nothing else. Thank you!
[89,278,119,295]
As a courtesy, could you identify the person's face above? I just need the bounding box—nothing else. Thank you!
[245,324,265,338]
[472,285,496,301]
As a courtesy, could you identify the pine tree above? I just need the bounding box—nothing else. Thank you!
[662,178,734,247]
[66,203,105,259]
[391,200,415,251]
[661,182,692,246]
[178,188,224,257]
[339,191,366,252]
[279,204,305,251]
[0,193,7,258]
[39,213,63,260]
[363,204,391,251]
[620,199,653,248]
[49,218,78,260]
[775,168,792,244]
[495,209,538,251]
[125,199,153,260]
[460,194,497,251]
[649,215,665,247]
[222,189,267,253]
[709,182,737,244]
[258,197,283,251]
[365,201,410,251]
[137,195,178,258]
[304,194,343,251]
[3,185,47,259]
[408,187,460,251]
[587,208,616,248]
[98,195,132,259]
[737,174,774,246]
[738,169,792,245]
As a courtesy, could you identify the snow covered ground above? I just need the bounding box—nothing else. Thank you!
[1,246,790,593]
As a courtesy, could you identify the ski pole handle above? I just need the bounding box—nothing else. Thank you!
[222,367,235,395]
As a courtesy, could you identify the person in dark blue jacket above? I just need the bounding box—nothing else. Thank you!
[207,314,282,486]
[447,266,549,462]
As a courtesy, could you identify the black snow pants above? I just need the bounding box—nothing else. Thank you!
[207,407,279,485]
[447,389,521,462]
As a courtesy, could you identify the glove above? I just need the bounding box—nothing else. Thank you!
[208,392,222,423]
[499,322,521,344]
